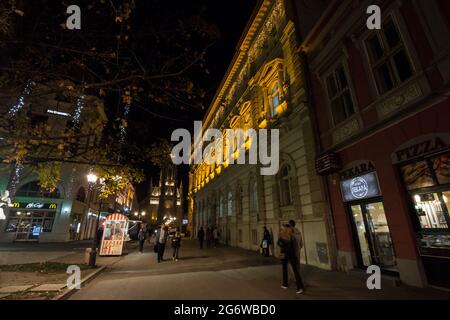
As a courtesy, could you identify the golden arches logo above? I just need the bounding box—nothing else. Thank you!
[12,202,20,208]
[49,203,57,209]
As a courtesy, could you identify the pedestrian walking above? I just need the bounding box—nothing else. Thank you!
[171,227,182,261]
[277,224,305,294]
[261,226,271,257]
[213,227,219,247]
[206,227,212,248]
[155,224,169,262]
[197,226,205,249]
[138,225,147,253]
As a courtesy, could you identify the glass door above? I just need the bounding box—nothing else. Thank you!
[365,202,397,269]
[351,205,372,267]
[350,201,397,270]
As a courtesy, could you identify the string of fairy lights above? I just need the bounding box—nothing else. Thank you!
[7,80,35,196]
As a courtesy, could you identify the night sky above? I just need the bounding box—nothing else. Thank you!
[130,0,256,201]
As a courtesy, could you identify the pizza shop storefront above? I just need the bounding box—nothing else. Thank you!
[392,134,450,288]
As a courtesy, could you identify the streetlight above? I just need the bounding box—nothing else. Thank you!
[85,173,100,267]
[134,211,139,217]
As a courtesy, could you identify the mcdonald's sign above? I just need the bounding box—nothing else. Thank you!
[10,202,58,210]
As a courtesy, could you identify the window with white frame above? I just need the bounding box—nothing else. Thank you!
[325,63,355,125]
[279,164,293,206]
[364,16,414,95]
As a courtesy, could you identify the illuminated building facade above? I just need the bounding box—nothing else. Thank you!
[188,0,336,270]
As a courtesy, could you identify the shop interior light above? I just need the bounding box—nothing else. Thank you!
[414,195,421,203]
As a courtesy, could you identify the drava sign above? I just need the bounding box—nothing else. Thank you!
[392,134,450,164]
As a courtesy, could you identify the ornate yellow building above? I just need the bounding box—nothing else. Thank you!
[188,0,336,269]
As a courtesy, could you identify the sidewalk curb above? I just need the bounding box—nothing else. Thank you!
[52,265,107,300]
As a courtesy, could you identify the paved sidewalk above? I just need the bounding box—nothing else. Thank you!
[70,239,450,300]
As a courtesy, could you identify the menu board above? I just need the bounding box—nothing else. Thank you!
[400,160,435,190]
[433,153,450,185]
[99,213,129,256]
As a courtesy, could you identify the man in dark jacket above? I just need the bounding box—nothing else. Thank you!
[197,227,205,249]
[277,224,305,294]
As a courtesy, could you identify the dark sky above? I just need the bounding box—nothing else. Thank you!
[131,0,256,202]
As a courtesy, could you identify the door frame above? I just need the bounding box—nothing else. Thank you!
[346,196,398,273]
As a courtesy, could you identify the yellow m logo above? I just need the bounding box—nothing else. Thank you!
[49,203,57,209]
[12,202,20,208]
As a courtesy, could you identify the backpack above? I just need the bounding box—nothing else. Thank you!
[277,234,294,257]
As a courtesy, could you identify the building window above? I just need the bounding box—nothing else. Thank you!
[236,186,243,216]
[227,191,233,216]
[279,164,293,206]
[270,82,281,116]
[251,229,258,245]
[325,63,355,125]
[249,179,258,213]
[401,152,450,234]
[76,187,86,202]
[16,181,61,198]
[219,194,224,217]
[365,17,413,95]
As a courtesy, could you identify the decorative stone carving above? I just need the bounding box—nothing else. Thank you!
[377,83,422,118]
[332,117,360,144]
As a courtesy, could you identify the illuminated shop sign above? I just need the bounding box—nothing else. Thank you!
[11,202,58,210]
[341,172,381,202]
[392,134,450,164]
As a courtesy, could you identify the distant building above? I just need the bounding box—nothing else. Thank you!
[141,164,183,227]
[0,85,111,242]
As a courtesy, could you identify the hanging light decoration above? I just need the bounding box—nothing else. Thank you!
[8,163,24,196]
[8,80,35,117]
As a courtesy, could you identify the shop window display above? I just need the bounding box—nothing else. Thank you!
[401,152,450,250]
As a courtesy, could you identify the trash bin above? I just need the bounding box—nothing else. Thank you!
[85,248,97,266]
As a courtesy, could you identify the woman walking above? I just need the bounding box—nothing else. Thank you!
[172,227,182,261]
[138,225,147,253]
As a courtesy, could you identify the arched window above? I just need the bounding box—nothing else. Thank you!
[219,193,224,217]
[249,179,258,212]
[76,187,86,202]
[279,164,293,206]
[227,191,233,216]
[236,186,243,216]
[270,82,281,116]
[16,181,61,198]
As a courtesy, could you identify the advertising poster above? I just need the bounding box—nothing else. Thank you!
[99,213,129,256]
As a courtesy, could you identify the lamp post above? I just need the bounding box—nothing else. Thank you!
[86,173,98,267]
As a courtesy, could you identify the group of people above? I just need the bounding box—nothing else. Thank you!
[137,224,182,262]
[196,226,219,249]
[137,220,305,294]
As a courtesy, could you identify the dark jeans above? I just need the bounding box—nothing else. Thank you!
[157,242,166,262]
[262,248,270,257]
[139,240,144,252]
[199,239,204,249]
[172,246,180,259]
[282,256,304,290]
